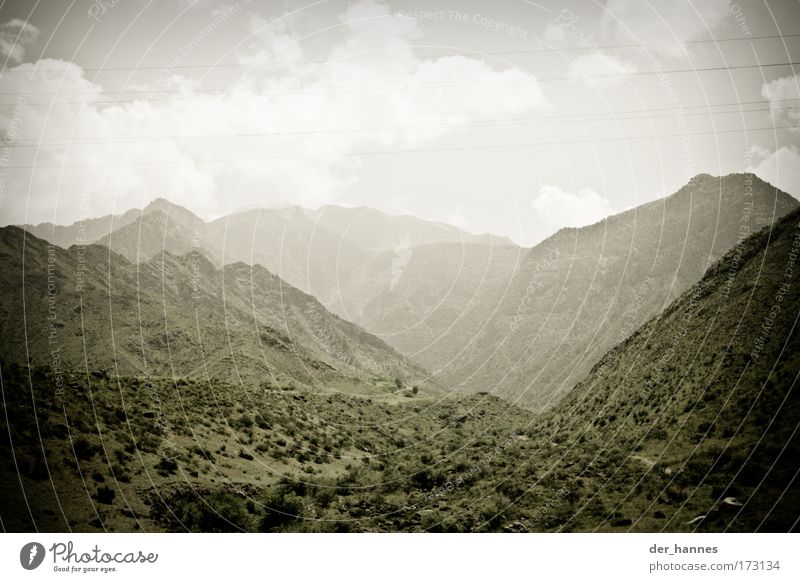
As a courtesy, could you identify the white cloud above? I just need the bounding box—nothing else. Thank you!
[532,185,613,230]
[750,145,800,197]
[236,12,304,67]
[0,19,39,64]
[761,74,800,131]
[0,59,217,221]
[570,52,635,87]
[602,0,730,57]
[0,0,549,226]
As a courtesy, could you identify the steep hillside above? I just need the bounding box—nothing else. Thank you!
[305,205,518,319]
[359,174,798,409]
[0,226,430,390]
[24,207,141,249]
[534,205,800,531]
[345,241,524,344]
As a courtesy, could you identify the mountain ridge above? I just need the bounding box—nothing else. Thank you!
[15,173,798,412]
[532,204,800,530]
[352,173,798,410]
[0,225,433,391]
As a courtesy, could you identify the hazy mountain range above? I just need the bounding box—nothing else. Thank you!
[0,226,432,391]
[2,183,797,532]
[24,201,512,304]
[20,173,797,411]
[367,173,797,409]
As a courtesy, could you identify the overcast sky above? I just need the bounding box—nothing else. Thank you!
[0,0,798,245]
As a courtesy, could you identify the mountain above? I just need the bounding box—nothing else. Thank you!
[58,202,366,306]
[304,205,514,252]
[63,197,225,266]
[96,207,206,264]
[1,206,796,532]
[0,226,431,390]
[530,204,800,531]
[201,206,371,308]
[17,174,798,415]
[333,241,525,346]
[24,207,141,249]
[21,201,512,315]
[354,174,799,409]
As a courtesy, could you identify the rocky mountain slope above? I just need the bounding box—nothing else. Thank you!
[357,174,798,410]
[0,226,430,390]
[17,174,799,415]
[22,200,511,315]
[533,204,800,531]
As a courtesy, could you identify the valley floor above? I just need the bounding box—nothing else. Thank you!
[1,365,796,533]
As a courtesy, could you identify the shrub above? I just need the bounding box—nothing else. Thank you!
[111,464,130,483]
[192,446,215,462]
[156,457,178,475]
[18,454,48,480]
[259,487,304,532]
[137,433,163,453]
[96,485,115,504]
[421,510,462,532]
[479,495,512,531]
[113,448,130,464]
[73,437,97,460]
[171,491,251,532]
[235,414,254,430]
[313,487,336,509]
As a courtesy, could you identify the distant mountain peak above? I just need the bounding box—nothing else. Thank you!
[143,197,186,215]
[688,172,716,183]
[682,172,786,193]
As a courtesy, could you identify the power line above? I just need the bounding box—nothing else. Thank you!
[2,104,797,149]
[1,60,798,103]
[1,32,799,74]
[2,125,795,169]
[8,95,798,124]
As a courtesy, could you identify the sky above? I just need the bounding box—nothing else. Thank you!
[0,0,798,246]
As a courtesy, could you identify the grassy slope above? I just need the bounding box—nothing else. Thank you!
[540,205,800,531]
[0,368,535,532]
